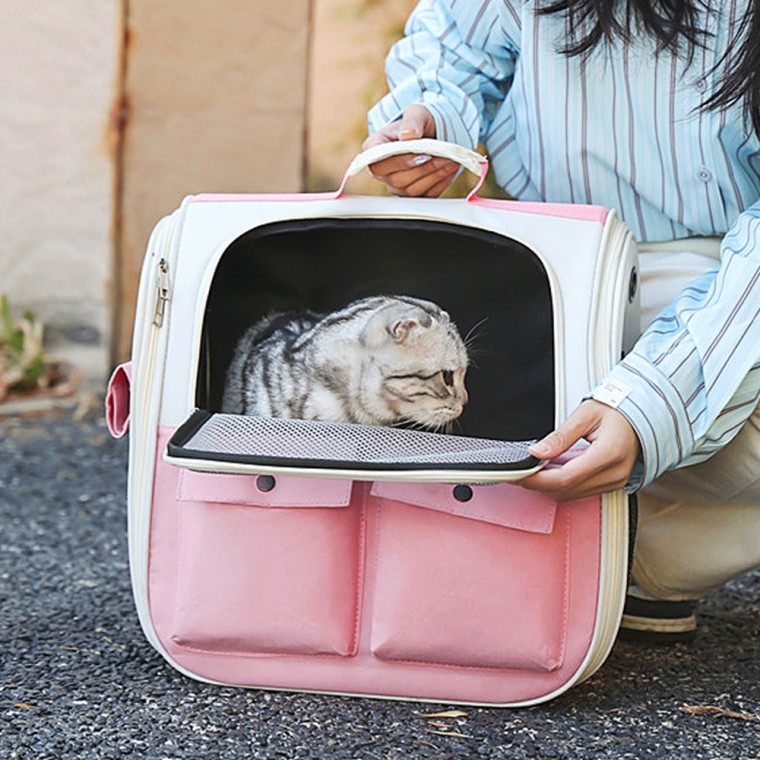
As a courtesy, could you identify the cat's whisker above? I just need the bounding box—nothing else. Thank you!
[463,339,492,359]
[463,317,488,349]
[464,316,488,341]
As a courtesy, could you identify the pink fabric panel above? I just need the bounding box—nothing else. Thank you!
[105,362,132,439]
[168,462,361,656]
[368,498,570,671]
[146,428,605,704]
[172,497,363,656]
[369,480,556,533]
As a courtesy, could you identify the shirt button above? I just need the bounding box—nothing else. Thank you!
[694,77,708,94]
[697,166,713,182]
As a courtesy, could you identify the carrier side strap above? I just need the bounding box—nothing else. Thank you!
[106,361,132,438]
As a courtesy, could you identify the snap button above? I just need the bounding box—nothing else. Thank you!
[453,484,473,502]
[256,475,276,492]
[694,77,708,94]
[697,167,713,183]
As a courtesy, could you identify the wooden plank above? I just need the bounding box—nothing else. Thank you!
[114,0,311,360]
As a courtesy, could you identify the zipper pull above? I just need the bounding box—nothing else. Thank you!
[153,258,170,327]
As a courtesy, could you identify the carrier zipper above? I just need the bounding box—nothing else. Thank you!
[589,216,633,385]
[574,489,630,683]
[573,213,635,686]
[128,210,182,649]
[152,258,171,327]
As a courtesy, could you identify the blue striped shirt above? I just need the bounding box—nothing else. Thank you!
[368,0,760,490]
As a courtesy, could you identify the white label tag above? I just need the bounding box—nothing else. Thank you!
[592,379,633,409]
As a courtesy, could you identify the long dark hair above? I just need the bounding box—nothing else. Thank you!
[539,0,760,136]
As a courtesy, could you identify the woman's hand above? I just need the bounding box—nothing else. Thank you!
[361,104,459,197]
[519,400,641,501]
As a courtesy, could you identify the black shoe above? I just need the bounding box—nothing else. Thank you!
[618,593,697,643]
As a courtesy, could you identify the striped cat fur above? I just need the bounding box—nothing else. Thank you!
[221,295,469,429]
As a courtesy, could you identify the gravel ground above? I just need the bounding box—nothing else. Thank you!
[1,410,758,759]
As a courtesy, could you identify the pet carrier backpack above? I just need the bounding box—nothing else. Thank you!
[106,140,640,706]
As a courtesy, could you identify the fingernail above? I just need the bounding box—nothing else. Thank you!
[529,441,551,457]
[399,128,420,139]
[411,154,432,166]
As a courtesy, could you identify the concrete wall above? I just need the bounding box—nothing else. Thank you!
[0,0,312,380]
[0,1,417,380]
[0,0,122,383]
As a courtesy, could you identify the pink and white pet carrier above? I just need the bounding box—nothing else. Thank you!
[106,140,640,706]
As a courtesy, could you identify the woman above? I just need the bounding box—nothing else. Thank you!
[364,0,760,639]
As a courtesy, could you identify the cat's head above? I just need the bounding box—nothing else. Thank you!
[358,298,469,430]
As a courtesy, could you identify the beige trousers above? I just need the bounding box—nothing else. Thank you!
[631,239,760,600]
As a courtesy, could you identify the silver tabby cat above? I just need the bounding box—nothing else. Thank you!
[221,295,469,429]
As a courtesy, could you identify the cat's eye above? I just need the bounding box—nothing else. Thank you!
[442,370,454,387]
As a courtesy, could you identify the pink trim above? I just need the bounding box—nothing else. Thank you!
[465,159,490,201]
[105,362,132,438]
[189,191,609,224]
[468,197,609,223]
[191,191,342,203]
[145,427,605,704]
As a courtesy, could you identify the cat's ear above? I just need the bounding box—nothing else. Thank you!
[362,304,431,347]
[388,318,420,343]
[388,307,432,343]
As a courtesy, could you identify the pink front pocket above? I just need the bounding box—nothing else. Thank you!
[172,471,363,657]
[368,483,571,672]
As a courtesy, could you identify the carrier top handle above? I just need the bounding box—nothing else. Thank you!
[339,139,489,201]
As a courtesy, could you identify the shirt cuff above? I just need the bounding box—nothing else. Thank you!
[591,354,695,491]
[420,95,478,149]
[367,93,478,151]
[367,98,401,135]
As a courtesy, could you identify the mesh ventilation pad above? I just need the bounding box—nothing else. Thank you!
[166,410,542,482]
